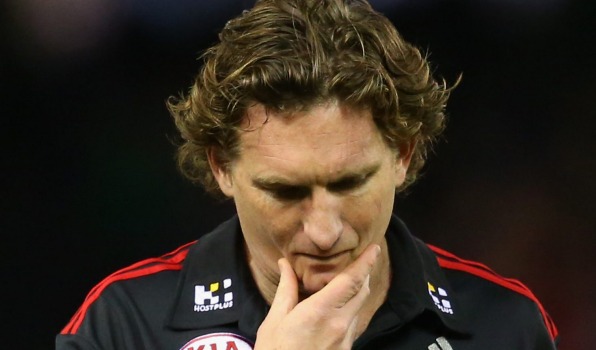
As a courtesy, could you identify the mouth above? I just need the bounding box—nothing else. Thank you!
[296,250,351,262]
[294,252,352,296]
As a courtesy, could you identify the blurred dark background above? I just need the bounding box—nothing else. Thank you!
[2,0,595,348]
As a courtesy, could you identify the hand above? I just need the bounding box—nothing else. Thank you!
[254,244,381,350]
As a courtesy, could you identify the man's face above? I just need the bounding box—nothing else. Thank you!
[210,102,411,296]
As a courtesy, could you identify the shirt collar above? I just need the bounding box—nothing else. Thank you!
[375,215,469,335]
[165,214,469,337]
[165,216,268,336]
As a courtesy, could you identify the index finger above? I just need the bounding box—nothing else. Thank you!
[266,258,299,320]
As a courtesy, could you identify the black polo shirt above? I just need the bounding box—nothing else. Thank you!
[56,215,559,349]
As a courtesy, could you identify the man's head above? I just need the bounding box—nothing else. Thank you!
[169,0,456,299]
[207,101,409,296]
[168,0,454,196]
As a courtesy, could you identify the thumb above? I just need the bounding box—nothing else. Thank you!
[267,258,299,318]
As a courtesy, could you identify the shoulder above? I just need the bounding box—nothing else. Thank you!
[60,240,196,335]
[425,243,559,345]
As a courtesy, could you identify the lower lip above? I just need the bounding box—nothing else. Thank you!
[298,251,350,264]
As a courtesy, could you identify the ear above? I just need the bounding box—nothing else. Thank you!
[394,140,416,187]
[207,147,234,197]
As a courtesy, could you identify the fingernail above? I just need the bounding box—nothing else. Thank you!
[374,244,381,256]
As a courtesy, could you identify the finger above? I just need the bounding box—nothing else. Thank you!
[313,244,380,309]
[343,315,360,348]
[339,271,370,316]
[267,258,299,319]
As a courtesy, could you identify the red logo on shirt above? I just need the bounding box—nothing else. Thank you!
[180,333,253,350]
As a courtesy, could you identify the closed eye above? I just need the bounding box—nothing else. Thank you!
[272,186,310,200]
[253,165,379,200]
[256,183,311,201]
[327,172,374,193]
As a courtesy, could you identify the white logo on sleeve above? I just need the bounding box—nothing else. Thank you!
[428,336,454,350]
[180,332,253,350]
[427,282,453,314]
[194,278,233,312]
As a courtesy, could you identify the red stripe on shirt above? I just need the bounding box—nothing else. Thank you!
[427,244,559,341]
[61,241,195,335]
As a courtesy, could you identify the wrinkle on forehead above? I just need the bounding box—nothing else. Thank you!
[236,102,385,179]
[250,132,372,166]
[257,143,366,165]
[240,105,375,147]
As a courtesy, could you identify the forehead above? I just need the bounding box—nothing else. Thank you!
[241,102,381,148]
[234,102,392,179]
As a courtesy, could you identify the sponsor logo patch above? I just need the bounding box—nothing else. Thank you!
[194,278,234,312]
[427,282,453,314]
[180,333,253,350]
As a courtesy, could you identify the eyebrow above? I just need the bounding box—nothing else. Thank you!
[251,163,382,189]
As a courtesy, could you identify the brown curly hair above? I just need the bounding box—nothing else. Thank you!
[168,0,457,196]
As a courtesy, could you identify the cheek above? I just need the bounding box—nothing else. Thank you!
[347,179,395,235]
[235,189,297,251]
[343,196,385,232]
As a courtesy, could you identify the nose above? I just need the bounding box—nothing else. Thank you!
[302,188,343,251]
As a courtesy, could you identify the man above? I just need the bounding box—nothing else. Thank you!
[56,0,559,349]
